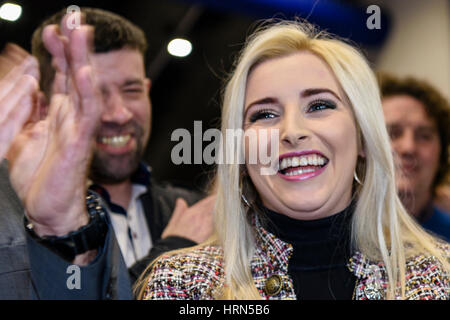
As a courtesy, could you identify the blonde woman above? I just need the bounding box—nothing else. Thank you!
[137,21,449,300]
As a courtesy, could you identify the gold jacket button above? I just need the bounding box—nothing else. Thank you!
[264,274,282,296]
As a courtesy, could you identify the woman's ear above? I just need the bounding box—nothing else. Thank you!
[358,147,366,158]
[356,127,366,158]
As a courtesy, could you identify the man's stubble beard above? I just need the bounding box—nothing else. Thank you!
[89,133,146,185]
[89,150,141,185]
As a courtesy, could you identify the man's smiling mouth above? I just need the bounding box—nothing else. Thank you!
[98,134,132,148]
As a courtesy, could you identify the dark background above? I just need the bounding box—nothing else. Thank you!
[0,0,391,191]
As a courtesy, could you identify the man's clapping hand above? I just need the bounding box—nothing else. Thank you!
[3,12,104,265]
[0,44,39,161]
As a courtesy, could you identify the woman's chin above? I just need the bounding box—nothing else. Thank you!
[264,197,331,220]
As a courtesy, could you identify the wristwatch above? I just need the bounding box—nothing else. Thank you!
[25,191,108,262]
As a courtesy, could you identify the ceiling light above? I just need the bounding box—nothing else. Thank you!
[167,38,192,58]
[0,2,22,21]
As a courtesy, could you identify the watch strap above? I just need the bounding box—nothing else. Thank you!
[25,191,108,262]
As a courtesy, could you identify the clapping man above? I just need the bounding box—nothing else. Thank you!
[30,8,215,289]
[1,8,214,299]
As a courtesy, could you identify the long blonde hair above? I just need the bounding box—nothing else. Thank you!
[214,20,448,299]
[137,20,448,300]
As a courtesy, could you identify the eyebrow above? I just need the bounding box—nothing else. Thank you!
[244,87,342,116]
[243,97,279,119]
[245,97,278,109]
[387,123,437,132]
[121,79,144,87]
[300,88,342,102]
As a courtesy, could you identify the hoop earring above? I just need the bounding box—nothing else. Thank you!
[241,194,251,207]
[354,170,362,185]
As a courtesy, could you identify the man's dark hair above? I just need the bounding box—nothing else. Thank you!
[31,7,148,99]
[377,72,450,190]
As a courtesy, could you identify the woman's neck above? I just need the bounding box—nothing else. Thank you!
[262,202,355,268]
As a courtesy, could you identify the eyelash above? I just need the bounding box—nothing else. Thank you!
[249,109,278,123]
[248,99,337,123]
[307,99,337,112]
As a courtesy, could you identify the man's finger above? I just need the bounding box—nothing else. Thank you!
[3,43,28,58]
[1,45,39,82]
[42,25,69,95]
[60,12,92,73]
[2,43,28,66]
[23,56,40,82]
[42,25,68,74]
[73,65,102,137]
[0,43,28,78]
[68,25,93,74]
[0,90,34,159]
[68,25,95,116]
[47,93,71,132]
[0,74,38,124]
[0,56,37,100]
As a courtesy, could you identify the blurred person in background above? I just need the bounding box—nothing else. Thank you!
[378,73,450,242]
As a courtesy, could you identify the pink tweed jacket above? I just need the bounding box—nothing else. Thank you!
[142,215,449,300]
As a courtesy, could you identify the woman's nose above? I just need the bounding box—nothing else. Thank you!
[280,110,309,147]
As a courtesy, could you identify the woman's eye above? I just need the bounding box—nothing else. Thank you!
[308,100,337,112]
[249,110,277,122]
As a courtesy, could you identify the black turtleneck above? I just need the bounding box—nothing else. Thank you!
[263,203,356,300]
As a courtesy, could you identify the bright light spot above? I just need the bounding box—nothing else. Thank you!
[167,38,192,58]
[0,3,22,21]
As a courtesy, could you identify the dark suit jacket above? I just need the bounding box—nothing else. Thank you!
[0,159,132,299]
[0,160,31,299]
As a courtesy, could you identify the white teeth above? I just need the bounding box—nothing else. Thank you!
[100,134,131,147]
[284,167,316,176]
[281,158,287,169]
[300,157,308,166]
[279,154,328,170]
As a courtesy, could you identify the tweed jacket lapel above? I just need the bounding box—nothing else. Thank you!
[348,248,449,300]
[251,214,296,299]
[348,252,386,299]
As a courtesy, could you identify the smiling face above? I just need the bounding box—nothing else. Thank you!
[89,48,152,184]
[243,51,360,220]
